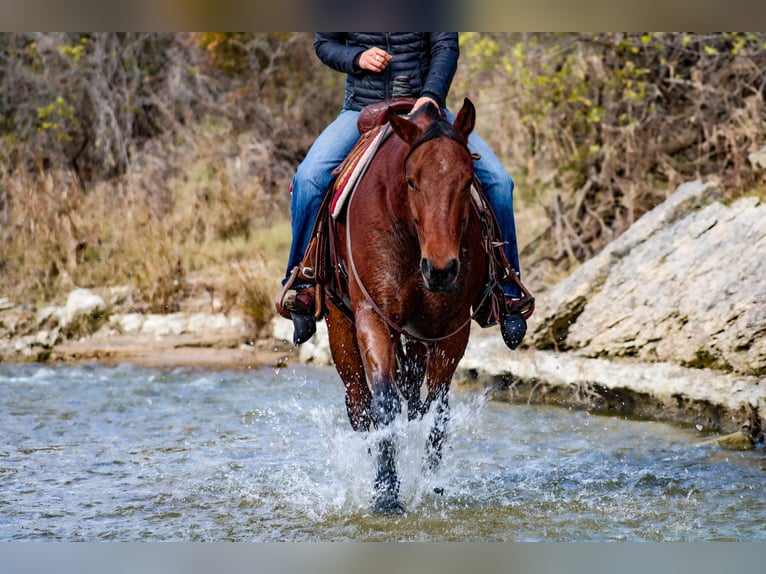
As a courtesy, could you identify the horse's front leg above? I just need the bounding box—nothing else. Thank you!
[422,326,470,473]
[398,339,427,420]
[423,386,449,474]
[326,303,372,431]
[356,309,404,515]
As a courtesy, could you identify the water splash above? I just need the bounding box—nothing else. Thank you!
[265,387,495,519]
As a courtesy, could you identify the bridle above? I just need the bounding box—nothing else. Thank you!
[344,126,493,344]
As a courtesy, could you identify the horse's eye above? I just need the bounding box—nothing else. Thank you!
[406,177,417,191]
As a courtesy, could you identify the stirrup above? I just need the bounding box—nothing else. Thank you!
[275,267,324,320]
[275,267,301,319]
[505,293,535,320]
[283,287,316,316]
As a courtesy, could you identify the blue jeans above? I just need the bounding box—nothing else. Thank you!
[284,108,522,297]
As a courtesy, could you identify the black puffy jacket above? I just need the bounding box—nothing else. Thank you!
[314,33,459,111]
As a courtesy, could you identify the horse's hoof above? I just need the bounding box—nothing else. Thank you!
[290,312,316,345]
[372,493,406,515]
[500,312,527,350]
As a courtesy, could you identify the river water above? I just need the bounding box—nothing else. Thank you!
[1,362,763,541]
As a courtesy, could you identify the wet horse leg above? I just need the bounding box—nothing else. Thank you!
[397,340,427,420]
[355,309,404,514]
[422,327,471,473]
[325,304,371,431]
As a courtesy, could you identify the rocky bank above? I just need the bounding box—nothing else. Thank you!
[462,179,766,438]
[1,179,765,441]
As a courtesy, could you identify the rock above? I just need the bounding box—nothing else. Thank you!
[458,334,765,432]
[0,306,32,334]
[186,313,243,334]
[36,306,59,326]
[748,144,766,170]
[531,179,766,377]
[64,288,106,324]
[700,431,754,450]
[32,327,60,349]
[112,313,145,334]
[140,314,188,338]
[0,297,13,311]
[530,179,719,349]
[297,320,331,364]
[271,316,293,343]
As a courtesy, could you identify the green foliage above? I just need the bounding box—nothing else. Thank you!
[457,33,766,287]
[58,37,88,63]
[36,96,77,139]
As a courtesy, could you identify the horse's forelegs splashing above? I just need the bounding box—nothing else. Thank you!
[397,340,427,420]
[370,374,405,514]
[423,387,450,473]
[421,333,467,476]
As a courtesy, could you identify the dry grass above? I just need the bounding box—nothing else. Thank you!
[0,120,291,331]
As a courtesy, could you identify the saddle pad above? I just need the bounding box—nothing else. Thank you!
[330,123,392,219]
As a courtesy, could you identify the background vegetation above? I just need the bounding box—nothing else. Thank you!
[1,33,765,334]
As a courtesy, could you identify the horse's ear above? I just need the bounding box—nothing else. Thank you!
[388,107,421,147]
[453,98,476,142]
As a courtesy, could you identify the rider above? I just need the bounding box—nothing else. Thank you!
[281,33,532,349]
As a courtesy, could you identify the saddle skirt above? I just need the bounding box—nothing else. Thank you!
[330,123,392,219]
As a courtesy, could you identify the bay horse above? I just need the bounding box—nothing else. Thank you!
[326,98,486,514]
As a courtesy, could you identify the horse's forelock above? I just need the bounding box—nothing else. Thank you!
[405,118,470,164]
[409,101,440,121]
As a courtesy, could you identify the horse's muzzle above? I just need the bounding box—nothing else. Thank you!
[420,257,459,292]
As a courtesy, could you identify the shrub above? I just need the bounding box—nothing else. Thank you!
[0,33,334,320]
[456,33,766,289]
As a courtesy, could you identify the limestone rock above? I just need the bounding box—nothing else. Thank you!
[64,288,106,324]
[531,180,766,377]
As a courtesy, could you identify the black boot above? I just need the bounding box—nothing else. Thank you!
[500,294,534,351]
[500,312,527,350]
[283,287,317,345]
[290,312,316,345]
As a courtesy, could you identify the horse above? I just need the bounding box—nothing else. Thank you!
[325,98,487,514]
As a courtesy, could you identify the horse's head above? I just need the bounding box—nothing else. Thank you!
[388,98,476,292]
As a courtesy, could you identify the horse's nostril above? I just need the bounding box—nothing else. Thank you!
[421,258,459,291]
[445,258,459,278]
[420,258,432,278]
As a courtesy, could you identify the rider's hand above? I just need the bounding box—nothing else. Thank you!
[358,48,392,73]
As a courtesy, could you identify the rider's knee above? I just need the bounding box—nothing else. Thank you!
[292,166,332,202]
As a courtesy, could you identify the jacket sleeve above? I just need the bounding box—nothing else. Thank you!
[314,33,365,74]
[420,33,460,108]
